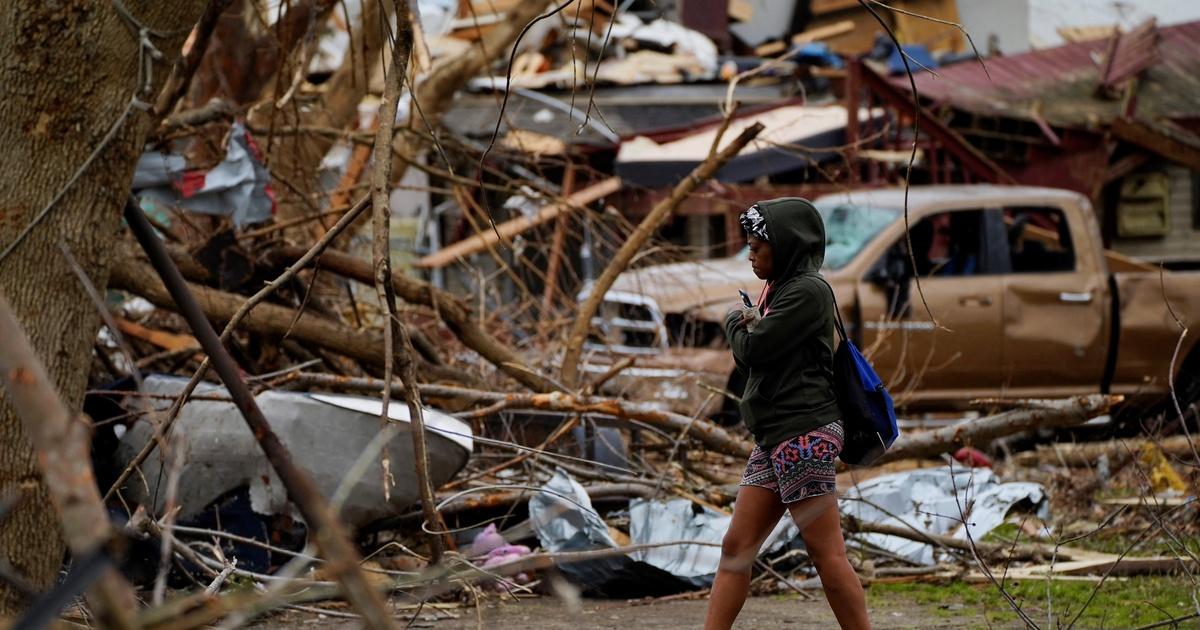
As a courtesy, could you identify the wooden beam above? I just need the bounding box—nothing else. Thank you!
[857,60,1019,185]
[1102,151,1151,183]
[414,177,622,269]
[1111,117,1200,173]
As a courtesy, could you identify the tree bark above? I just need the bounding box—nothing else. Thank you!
[0,0,206,614]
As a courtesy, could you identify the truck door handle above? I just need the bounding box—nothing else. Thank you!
[1059,291,1093,304]
[958,295,993,306]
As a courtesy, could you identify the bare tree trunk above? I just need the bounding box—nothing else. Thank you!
[0,0,206,614]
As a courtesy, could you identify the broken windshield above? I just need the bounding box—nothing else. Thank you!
[815,202,900,269]
[732,202,898,269]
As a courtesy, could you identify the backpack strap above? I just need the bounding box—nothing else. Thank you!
[805,273,848,342]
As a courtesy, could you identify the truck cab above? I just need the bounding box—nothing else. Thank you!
[588,185,1200,415]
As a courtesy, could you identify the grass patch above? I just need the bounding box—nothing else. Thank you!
[871,576,1197,628]
[981,523,1200,559]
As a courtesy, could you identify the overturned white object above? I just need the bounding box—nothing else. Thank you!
[115,375,472,528]
[841,466,1048,565]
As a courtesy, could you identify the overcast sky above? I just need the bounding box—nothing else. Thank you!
[1029,0,1200,47]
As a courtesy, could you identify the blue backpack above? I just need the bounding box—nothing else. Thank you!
[815,277,899,465]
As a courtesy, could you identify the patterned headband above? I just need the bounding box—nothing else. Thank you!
[739,205,768,241]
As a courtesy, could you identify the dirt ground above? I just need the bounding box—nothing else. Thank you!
[257,593,975,629]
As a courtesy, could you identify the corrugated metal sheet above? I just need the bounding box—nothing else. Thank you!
[902,20,1200,129]
[1101,18,1161,90]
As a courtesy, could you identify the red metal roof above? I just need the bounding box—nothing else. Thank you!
[901,20,1200,129]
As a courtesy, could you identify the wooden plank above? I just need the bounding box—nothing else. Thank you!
[114,318,199,351]
[809,11,890,55]
[792,19,855,44]
[414,177,622,268]
[1111,117,1200,173]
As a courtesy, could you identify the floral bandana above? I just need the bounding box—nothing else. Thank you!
[739,204,768,242]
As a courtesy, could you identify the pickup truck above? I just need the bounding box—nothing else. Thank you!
[584,185,1200,419]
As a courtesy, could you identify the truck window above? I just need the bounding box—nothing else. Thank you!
[907,209,988,277]
[1003,207,1075,273]
[814,203,900,269]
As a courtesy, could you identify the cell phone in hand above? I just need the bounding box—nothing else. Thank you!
[738,289,753,308]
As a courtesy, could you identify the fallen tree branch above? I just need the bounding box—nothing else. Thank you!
[269,246,558,393]
[279,372,755,457]
[560,122,766,388]
[1012,433,1200,468]
[878,395,1121,464]
[844,517,1065,563]
[413,177,622,268]
[110,257,388,366]
[0,292,138,629]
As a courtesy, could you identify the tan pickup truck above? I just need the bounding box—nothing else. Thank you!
[584,185,1200,418]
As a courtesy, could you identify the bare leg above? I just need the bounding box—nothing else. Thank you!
[787,494,871,630]
[703,485,786,630]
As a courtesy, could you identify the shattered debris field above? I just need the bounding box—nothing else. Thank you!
[2,0,1200,628]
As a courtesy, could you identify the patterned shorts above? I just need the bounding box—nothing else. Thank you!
[740,421,843,504]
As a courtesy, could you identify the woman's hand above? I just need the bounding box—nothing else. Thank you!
[738,306,762,332]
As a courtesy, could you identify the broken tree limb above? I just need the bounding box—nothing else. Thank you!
[153,0,237,118]
[1011,433,1200,468]
[279,372,755,458]
[844,517,1067,563]
[370,1,449,562]
[110,257,389,367]
[413,177,621,268]
[878,395,1121,464]
[560,122,766,388]
[123,204,398,629]
[0,292,138,629]
[269,246,558,393]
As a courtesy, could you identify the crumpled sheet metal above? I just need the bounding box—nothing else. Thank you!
[628,498,794,579]
[529,470,794,593]
[133,121,274,227]
[842,466,1049,565]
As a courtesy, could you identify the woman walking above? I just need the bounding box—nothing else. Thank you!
[704,199,870,629]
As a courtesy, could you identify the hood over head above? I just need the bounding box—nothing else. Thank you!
[752,197,825,281]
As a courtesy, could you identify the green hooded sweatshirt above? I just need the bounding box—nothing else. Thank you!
[724,197,840,448]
